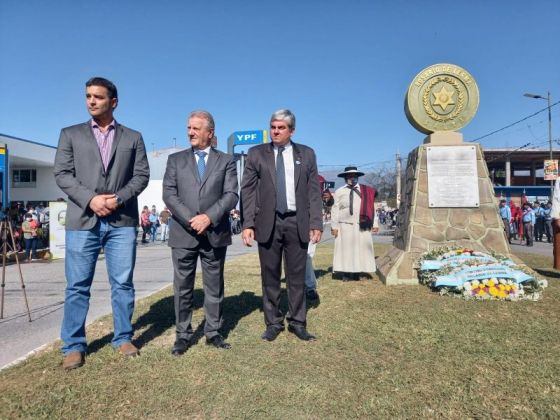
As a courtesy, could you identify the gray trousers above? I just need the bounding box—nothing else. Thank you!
[172,241,227,340]
[305,242,317,291]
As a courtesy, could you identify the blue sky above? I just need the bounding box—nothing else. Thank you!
[1,0,559,174]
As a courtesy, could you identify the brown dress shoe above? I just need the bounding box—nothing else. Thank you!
[63,352,85,370]
[117,342,139,357]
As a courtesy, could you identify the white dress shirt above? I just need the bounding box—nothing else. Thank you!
[194,146,211,165]
[274,142,296,211]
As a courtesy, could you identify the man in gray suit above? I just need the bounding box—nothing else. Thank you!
[163,110,238,355]
[54,77,149,370]
[241,109,323,342]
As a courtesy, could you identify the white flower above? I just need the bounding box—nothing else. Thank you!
[499,279,506,285]
[471,280,480,287]
[463,282,472,291]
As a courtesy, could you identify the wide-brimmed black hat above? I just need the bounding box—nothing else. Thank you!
[337,166,364,178]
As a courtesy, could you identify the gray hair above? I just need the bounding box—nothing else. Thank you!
[189,110,215,130]
[270,109,296,130]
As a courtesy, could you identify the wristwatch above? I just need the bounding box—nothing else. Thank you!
[115,195,125,209]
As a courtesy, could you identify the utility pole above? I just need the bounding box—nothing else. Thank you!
[396,152,402,208]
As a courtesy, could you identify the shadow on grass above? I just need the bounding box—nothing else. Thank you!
[87,289,263,353]
[534,268,560,279]
[315,266,333,278]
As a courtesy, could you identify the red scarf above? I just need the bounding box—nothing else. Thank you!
[359,185,376,230]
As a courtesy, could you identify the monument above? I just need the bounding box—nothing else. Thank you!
[377,63,512,285]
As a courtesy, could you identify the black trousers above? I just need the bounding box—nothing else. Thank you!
[523,222,534,246]
[258,213,308,328]
[172,238,227,340]
[535,217,545,240]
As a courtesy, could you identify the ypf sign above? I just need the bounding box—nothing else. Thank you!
[233,130,268,146]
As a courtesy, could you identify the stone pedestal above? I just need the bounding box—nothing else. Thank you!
[377,133,511,285]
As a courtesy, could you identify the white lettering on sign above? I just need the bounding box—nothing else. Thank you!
[236,133,258,142]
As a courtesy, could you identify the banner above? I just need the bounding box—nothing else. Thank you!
[49,201,67,259]
[544,159,558,181]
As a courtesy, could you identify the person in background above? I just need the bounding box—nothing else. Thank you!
[509,201,518,240]
[498,199,512,244]
[331,166,379,281]
[534,202,546,242]
[140,205,151,244]
[21,213,39,261]
[229,209,241,235]
[304,175,328,301]
[522,202,535,247]
[149,206,159,242]
[159,206,171,242]
[543,201,552,243]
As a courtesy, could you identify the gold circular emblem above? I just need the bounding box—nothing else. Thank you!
[405,63,479,134]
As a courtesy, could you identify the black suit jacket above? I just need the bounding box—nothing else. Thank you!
[53,121,150,230]
[240,142,323,243]
[163,147,238,249]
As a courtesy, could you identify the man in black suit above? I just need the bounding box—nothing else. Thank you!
[241,109,323,341]
[54,77,150,369]
[163,110,238,355]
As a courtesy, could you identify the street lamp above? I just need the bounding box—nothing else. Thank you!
[524,92,559,269]
[524,92,553,191]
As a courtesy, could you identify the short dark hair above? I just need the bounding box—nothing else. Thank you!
[85,77,118,100]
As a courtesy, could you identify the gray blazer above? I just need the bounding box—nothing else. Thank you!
[53,121,150,230]
[240,142,323,243]
[162,147,238,249]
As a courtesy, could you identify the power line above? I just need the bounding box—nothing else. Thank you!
[469,100,560,143]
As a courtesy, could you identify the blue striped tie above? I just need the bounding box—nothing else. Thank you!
[196,151,207,179]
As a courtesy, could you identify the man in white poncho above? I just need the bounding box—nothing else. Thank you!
[331,166,378,281]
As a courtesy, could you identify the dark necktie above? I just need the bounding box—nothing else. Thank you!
[276,146,288,214]
[196,150,207,179]
[348,185,361,215]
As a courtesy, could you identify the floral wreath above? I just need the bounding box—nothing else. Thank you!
[418,247,547,301]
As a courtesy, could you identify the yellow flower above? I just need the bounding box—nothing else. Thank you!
[488,279,495,287]
[477,289,486,296]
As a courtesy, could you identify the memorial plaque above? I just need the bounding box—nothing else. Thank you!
[427,146,479,207]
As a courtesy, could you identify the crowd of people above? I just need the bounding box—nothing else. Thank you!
[0,201,50,262]
[500,198,553,246]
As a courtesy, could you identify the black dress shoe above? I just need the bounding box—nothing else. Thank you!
[206,335,231,350]
[288,325,316,341]
[171,338,191,356]
[261,325,284,342]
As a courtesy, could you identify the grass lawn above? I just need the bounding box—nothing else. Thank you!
[1,244,559,418]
